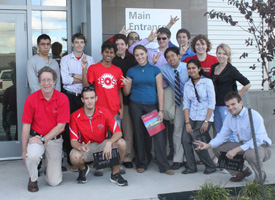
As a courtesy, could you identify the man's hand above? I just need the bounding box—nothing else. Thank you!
[200,122,208,133]
[152,53,161,64]
[29,136,42,145]
[179,44,189,56]
[193,141,211,151]
[147,29,158,42]
[117,108,123,120]
[77,141,90,152]
[81,55,88,69]
[103,141,112,160]
[169,16,179,25]
[22,151,27,165]
[226,147,241,160]
[186,124,193,134]
[119,25,131,35]
[158,111,163,121]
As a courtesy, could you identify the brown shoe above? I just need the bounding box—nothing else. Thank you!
[229,167,252,182]
[137,168,146,173]
[165,169,174,175]
[28,178,39,192]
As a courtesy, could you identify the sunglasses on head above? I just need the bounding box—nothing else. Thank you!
[82,86,95,91]
[157,37,167,41]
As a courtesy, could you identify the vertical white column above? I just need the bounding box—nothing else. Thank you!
[87,0,102,63]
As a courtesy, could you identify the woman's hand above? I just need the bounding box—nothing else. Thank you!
[186,123,193,134]
[200,122,208,134]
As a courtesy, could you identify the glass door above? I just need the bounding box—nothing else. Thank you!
[0,12,28,159]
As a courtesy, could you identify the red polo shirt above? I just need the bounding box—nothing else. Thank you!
[69,106,121,144]
[22,89,70,136]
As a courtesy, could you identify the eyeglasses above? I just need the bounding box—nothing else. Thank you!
[157,37,167,41]
[40,78,53,84]
[128,37,139,41]
[39,43,51,46]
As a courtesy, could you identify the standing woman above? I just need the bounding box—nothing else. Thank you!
[211,43,251,135]
[183,34,218,75]
[123,45,173,175]
[182,59,216,174]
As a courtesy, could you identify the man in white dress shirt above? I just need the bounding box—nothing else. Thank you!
[194,92,272,183]
[60,33,95,168]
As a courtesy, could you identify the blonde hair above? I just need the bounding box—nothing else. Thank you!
[216,43,232,63]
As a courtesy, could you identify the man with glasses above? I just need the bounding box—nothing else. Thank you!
[22,67,70,192]
[69,86,128,186]
[27,34,61,94]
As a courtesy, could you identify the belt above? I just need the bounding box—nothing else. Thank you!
[34,133,61,140]
[64,89,81,97]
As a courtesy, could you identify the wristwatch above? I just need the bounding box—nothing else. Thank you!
[40,136,45,144]
[71,73,75,77]
[204,120,209,123]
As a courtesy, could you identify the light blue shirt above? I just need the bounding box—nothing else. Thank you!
[183,76,216,122]
[158,62,189,96]
[210,107,272,151]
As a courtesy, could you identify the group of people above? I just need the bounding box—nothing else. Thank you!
[22,16,272,193]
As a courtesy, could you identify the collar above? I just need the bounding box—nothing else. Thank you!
[70,52,84,60]
[233,107,247,118]
[38,89,58,102]
[173,62,185,72]
[78,106,101,121]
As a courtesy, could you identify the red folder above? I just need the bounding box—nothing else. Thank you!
[141,110,165,137]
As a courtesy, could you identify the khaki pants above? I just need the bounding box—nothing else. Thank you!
[173,104,185,163]
[121,105,134,162]
[26,136,63,186]
[213,142,271,181]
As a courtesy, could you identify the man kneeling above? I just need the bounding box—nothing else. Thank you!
[69,86,128,186]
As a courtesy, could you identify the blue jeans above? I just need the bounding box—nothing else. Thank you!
[214,106,238,142]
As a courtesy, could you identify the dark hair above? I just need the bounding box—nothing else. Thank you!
[176,28,191,39]
[51,42,62,56]
[157,27,171,38]
[101,40,117,54]
[37,34,51,45]
[72,33,86,43]
[164,47,180,58]
[113,34,127,44]
[126,31,140,43]
[81,86,96,97]
[190,34,212,53]
[187,59,210,103]
[133,45,148,55]
[38,66,57,82]
[224,92,242,103]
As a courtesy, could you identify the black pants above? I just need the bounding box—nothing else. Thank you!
[62,91,83,164]
[182,119,216,171]
[129,101,171,172]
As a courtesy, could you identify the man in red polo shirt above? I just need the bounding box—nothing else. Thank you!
[22,66,70,192]
[69,86,128,186]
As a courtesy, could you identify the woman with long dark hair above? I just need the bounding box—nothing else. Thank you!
[181,59,216,174]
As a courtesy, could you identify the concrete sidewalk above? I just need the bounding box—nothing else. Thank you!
[0,145,274,200]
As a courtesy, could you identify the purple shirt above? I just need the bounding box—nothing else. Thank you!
[128,38,168,87]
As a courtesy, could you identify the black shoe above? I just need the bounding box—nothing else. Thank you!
[204,168,217,174]
[110,173,128,186]
[123,162,133,168]
[77,164,90,184]
[171,162,184,170]
[182,168,197,174]
[167,152,174,160]
[62,166,68,172]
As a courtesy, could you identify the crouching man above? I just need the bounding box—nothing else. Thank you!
[69,86,128,186]
[22,66,70,192]
[194,92,272,183]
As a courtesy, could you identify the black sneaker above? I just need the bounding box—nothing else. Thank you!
[110,173,128,186]
[77,164,90,184]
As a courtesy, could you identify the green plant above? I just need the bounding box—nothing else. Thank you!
[237,181,262,200]
[191,179,229,200]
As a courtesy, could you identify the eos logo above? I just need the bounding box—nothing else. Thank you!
[98,73,117,89]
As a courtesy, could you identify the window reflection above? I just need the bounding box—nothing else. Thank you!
[0,0,26,5]
[0,22,17,141]
[32,11,67,56]
[32,0,66,6]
